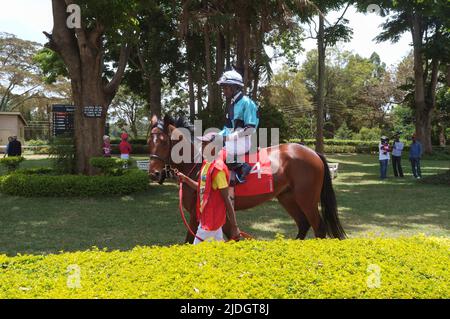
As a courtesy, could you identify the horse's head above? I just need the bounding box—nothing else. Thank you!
[148,115,174,184]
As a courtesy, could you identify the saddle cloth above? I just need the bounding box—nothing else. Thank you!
[220,148,274,197]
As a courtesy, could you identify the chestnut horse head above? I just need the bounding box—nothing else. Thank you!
[148,115,196,184]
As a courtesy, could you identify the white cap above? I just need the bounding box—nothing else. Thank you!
[217,70,244,87]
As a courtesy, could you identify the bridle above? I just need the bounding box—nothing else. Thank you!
[149,121,200,184]
[149,121,174,184]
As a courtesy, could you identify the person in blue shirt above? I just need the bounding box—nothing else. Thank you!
[216,69,259,184]
[409,134,423,179]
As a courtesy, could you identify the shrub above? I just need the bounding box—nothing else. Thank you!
[89,157,132,176]
[0,156,25,172]
[110,144,148,155]
[48,136,75,174]
[0,169,148,197]
[13,167,56,175]
[110,138,148,145]
[353,127,382,141]
[26,139,48,147]
[0,236,447,298]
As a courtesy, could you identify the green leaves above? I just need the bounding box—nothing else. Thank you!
[33,48,68,84]
[0,236,448,298]
[0,169,148,197]
[0,156,25,173]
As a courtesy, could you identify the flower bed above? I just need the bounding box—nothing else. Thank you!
[0,236,448,298]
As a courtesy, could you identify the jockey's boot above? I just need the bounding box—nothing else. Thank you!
[235,162,252,184]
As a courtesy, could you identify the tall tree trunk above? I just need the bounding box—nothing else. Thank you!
[438,124,446,147]
[148,71,162,118]
[225,23,231,70]
[46,1,129,175]
[186,36,196,122]
[411,13,433,153]
[315,15,325,154]
[447,64,450,86]
[197,82,204,112]
[188,69,196,123]
[236,2,249,78]
[215,32,225,107]
[203,23,214,109]
[71,64,107,175]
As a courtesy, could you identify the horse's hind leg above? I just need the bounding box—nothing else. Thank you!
[292,187,327,239]
[277,190,310,239]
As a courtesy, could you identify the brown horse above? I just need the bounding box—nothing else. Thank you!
[148,116,346,243]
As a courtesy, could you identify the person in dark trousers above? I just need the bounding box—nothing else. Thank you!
[391,134,404,177]
[3,136,13,157]
[409,134,422,179]
[8,136,22,156]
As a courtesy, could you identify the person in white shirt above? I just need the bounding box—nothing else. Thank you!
[391,133,404,177]
[379,136,390,179]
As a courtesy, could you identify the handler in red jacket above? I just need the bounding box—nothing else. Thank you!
[177,133,240,244]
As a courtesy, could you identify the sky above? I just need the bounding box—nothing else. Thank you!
[0,1,412,69]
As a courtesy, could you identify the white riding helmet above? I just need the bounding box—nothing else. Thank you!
[217,70,244,87]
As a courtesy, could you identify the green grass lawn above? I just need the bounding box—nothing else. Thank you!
[0,154,448,256]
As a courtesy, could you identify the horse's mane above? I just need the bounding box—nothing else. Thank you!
[167,116,194,134]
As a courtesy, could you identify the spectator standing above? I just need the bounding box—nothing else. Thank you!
[9,136,22,156]
[409,134,423,179]
[391,134,404,177]
[103,135,111,157]
[3,136,13,157]
[119,132,132,168]
[379,136,390,179]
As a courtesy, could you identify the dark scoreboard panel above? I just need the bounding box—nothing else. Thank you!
[52,105,75,136]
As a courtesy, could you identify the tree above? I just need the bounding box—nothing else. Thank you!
[110,86,146,139]
[300,1,353,153]
[0,33,42,111]
[356,0,450,153]
[264,66,313,139]
[302,47,399,137]
[125,0,184,118]
[44,0,137,174]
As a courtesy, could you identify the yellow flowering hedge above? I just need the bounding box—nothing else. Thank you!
[0,236,448,299]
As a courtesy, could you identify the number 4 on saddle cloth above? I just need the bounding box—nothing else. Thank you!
[218,148,274,196]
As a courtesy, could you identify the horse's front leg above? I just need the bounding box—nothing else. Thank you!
[185,208,198,244]
[183,188,198,244]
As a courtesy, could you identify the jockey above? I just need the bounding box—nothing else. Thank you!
[216,69,259,184]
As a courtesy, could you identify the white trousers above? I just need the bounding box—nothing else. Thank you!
[193,223,224,245]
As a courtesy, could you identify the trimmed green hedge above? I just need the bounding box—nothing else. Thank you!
[0,156,25,172]
[111,144,148,155]
[110,138,148,145]
[0,169,148,197]
[89,157,132,175]
[0,236,448,298]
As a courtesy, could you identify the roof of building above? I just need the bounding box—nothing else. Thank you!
[0,112,28,126]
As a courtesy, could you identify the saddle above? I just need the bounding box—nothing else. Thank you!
[219,149,274,197]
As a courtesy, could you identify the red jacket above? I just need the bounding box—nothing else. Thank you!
[196,159,230,231]
[119,140,132,154]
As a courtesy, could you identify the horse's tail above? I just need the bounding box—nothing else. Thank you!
[317,153,347,239]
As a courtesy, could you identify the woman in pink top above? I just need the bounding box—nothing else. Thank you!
[103,135,111,157]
